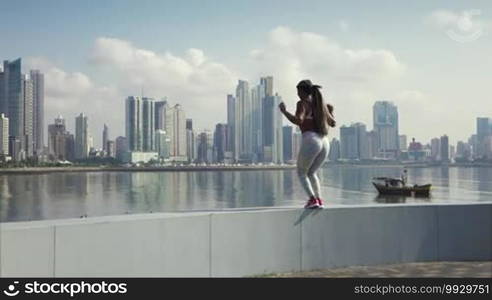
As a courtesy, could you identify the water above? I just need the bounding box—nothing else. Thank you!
[1,166,492,222]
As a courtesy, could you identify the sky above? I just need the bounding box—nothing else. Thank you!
[1,0,491,148]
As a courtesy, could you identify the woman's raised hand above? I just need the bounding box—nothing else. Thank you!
[278,102,286,113]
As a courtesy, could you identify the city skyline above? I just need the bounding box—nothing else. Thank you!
[1,56,490,164]
[1,1,491,148]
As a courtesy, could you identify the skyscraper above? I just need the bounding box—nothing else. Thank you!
[373,101,399,159]
[197,130,213,164]
[484,136,492,159]
[30,70,44,154]
[250,76,273,159]
[186,129,195,163]
[186,119,193,131]
[22,74,34,157]
[476,117,492,159]
[115,136,128,162]
[340,125,358,159]
[328,138,340,161]
[292,127,302,161]
[102,124,109,154]
[0,59,24,159]
[367,130,378,159]
[126,96,142,151]
[251,84,265,158]
[340,123,368,160]
[0,113,8,156]
[105,140,115,158]
[440,135,449,162]
[155,129,170,159]
[154,98,168,130]
[282,126,293,162]
[165,104,187,161]
[430,138,440,161]
[75,113,89,159]
[260,76,273,97]
[235,80,253,161]
[125,96,156,152]
[48,115,74,161]
[141,97,155,152]
[213,123,227,163]
[226,94,235,159]
[262,94,283,164]
[355,122,369,159]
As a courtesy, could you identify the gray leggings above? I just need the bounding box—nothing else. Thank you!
[297,131,330,198]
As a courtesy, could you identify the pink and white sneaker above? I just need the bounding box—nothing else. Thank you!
[316,197,325,208]
[304,196,320,209]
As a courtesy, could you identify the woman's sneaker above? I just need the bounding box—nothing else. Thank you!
[304,196,319,209]
[316,197,325,208]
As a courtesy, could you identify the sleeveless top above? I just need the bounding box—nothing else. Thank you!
[298,100,318,134]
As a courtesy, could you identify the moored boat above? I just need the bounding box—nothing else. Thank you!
[372,177,431,196]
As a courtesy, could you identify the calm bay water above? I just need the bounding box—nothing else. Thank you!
[1,166,492,222]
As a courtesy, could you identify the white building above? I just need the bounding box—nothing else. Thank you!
[123,151,158,164]
[0,113,8,156]
[165,103,187,162]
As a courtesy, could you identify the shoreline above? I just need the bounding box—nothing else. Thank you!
[1,162,490,175]
[0,165,297,175]
[326,162,492,168]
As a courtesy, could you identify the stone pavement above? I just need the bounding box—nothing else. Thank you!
[262,261,492,277]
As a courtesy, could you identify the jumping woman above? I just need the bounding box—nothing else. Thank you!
[279,80,336,209]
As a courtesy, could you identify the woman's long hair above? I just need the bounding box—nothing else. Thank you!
[297,80,335,136]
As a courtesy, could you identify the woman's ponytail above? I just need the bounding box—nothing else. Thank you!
[297,80,336,135]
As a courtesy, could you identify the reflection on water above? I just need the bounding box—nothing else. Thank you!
[1,166,491,222]
[374,194,432,204]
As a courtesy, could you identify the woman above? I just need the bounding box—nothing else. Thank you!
[279,80,336,209]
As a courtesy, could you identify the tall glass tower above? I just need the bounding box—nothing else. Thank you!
[235,80,252,161]
[30,70,44,154]
[262,94,283,164]
[75,113,89,159]
[373,101,399,159]
[0,59,24,158]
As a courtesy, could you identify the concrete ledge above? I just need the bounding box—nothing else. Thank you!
[1,203,491,277]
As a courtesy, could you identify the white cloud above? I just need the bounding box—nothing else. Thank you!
[247,26,406,135]
[89,37,238,133]
[25,57,119,147]
[249,26,404,82]
[26,27,410,146]
[426,9,490,42]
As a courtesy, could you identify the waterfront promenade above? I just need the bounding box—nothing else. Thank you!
[1,202,490,277]
[262,261,492,277]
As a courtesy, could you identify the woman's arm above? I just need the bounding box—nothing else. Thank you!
[326,103,336,127]
[279,101,304,125]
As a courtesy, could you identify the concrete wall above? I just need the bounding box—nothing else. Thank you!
[1,203,491,277]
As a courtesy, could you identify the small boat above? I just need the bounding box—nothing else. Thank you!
[372,177,431,196]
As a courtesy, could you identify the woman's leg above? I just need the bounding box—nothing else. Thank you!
[297,133,322,198]
[307,136,330,198]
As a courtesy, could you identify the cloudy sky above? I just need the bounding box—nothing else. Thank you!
[1,0,491,148]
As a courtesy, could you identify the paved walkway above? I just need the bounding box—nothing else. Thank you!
[263,261,492,277]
